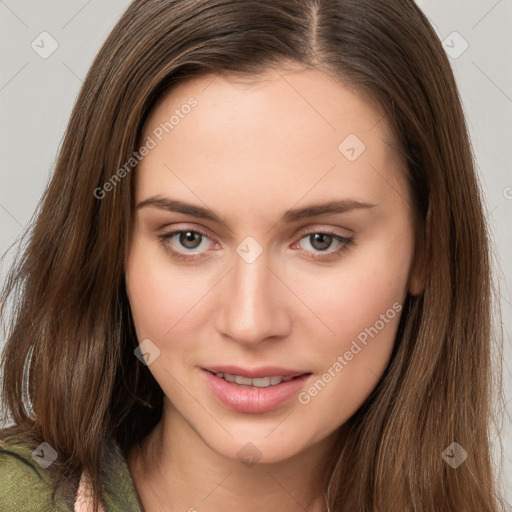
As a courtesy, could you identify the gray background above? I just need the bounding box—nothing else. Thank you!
[0,0,511,503]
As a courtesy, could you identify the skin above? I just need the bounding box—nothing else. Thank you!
[125,64,422,512]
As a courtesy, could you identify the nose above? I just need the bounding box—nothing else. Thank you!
[214,246,292,346]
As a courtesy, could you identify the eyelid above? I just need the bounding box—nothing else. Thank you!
[157,223,218,243]
[293,224,354,239]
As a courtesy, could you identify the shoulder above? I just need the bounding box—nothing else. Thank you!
[0,435,70,511]
[101,440,144,511]
[0,432,143,512]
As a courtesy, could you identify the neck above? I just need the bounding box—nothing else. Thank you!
[127,399,339,512]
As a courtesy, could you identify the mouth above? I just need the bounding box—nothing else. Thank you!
[204,370,301,388]
[201,366,312,414]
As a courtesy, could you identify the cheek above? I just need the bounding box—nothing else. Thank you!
[294,292,404,439]
[125,239,196,340]
[293,231,412,429]
[297,230,412,351]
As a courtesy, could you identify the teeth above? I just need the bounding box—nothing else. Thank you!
[252,377,271,388]
[216,373,297,388]
[235,375,253,386]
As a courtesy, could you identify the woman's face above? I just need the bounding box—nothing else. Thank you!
[125,65,421,463]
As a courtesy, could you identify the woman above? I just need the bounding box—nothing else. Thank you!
[0,0,507,510]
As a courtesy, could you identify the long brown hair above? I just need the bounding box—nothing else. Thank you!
[1,0,506,510]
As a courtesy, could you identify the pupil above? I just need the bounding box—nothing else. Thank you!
[180,231,201,249]
[312,233,332,251]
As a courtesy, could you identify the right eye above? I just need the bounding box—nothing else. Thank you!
[158,228,218,260]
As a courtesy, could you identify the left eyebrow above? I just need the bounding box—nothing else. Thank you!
[135,196,376,231]
[282,199,376,222]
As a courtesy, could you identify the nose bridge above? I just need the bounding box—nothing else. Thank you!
[217,238,290,344]
[233,248,271,311]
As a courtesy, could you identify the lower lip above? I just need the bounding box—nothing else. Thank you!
[202,370,311,414]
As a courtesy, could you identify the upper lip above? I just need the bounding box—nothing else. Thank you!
[203,365,310,379]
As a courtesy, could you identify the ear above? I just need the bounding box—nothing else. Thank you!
[408,265,425,296]
[408,237,427,296]
[406,198,432,297]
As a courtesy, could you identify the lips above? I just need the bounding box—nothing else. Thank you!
[201,365,312,413]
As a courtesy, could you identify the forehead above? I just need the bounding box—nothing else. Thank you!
[145,66,393,144]
[136,66,408,219]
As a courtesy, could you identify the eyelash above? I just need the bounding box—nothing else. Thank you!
[157,227,353,262]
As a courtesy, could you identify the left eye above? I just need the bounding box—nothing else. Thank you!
[158,229,352,261]
[297,232,344,252]
[292,231,352,260]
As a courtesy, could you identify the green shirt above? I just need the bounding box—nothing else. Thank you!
[0,435,143,511]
